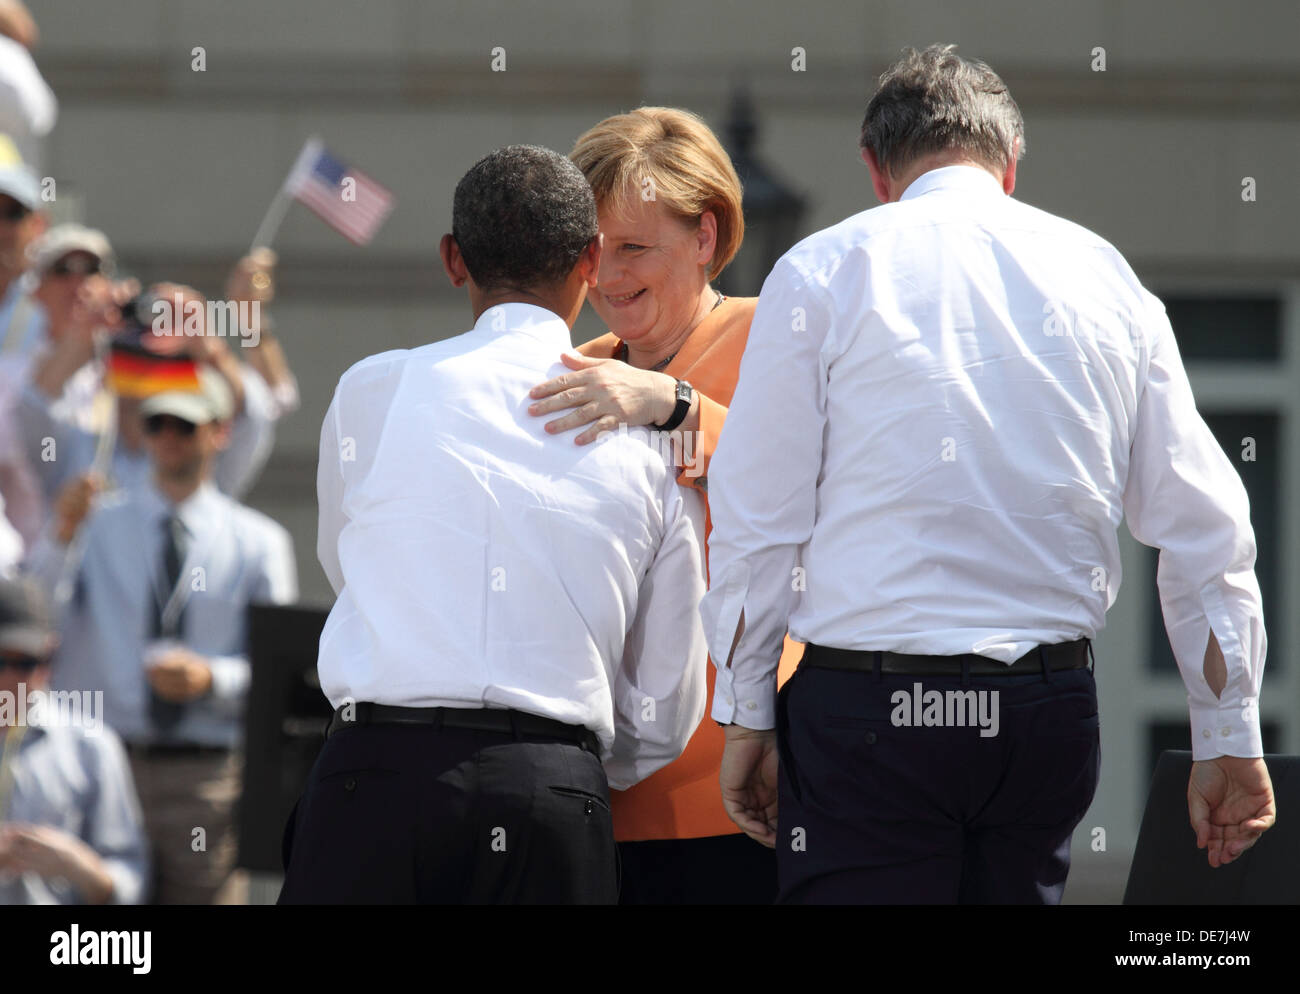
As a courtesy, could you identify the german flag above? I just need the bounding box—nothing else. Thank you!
[107,337,200,398]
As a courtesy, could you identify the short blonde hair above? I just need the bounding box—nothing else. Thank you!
[570,107,744,281]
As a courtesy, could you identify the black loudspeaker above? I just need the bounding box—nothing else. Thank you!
[235,603,331,875]
[1123,750,1299,904]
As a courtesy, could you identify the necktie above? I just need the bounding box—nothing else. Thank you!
[148,514,190,738]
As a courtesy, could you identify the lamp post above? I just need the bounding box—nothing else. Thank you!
[718,88,806,298]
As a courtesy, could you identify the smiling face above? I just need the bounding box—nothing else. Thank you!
[589,194,715,349]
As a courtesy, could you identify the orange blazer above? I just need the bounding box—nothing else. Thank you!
[580,297,804,841]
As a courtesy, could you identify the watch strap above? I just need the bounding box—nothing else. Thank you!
[653,379,693,431]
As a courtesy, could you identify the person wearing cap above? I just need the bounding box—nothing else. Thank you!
[0,135,45,552]
[0,576,149,905]
[19,273,281,513]
[27,364,297,904]
[2,225,130,554]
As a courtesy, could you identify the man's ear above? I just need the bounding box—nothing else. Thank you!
[208,419,232,453]
[861,147,891,205]
[579,232,603,289]
[439,233,468,288]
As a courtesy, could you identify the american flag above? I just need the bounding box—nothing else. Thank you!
[284,137,394,245]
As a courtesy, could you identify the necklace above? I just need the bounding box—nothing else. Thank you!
[621,291,725,370]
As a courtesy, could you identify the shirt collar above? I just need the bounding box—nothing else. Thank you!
[472,302,572,348]
[899,164,1006,202]
[141,478,222,532]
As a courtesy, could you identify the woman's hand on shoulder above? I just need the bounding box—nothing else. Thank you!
[528,352,677,444]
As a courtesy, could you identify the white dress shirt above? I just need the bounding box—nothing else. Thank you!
[316,302,708,789]
[702,165,1265,761]
[30,479,298,747]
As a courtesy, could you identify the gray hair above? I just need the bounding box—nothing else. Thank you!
[859,44,1025,177]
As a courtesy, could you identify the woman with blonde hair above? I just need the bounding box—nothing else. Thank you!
[528,106,799,903]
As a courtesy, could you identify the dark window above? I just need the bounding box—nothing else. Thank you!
[1162,297,1281,361]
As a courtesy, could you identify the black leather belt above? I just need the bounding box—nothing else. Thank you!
[801,638,1092,676]
[327,703,600,753]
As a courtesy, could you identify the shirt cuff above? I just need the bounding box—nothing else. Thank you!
[1189,701,1264,761]
[711,667,777,729]
[207,654,250,705]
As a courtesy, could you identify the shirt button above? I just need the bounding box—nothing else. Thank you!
[865,731,878,745]
[745,701,757,710]
[344,778,357,792]
[1221,728,1231,737]
[1202,730,1212,739]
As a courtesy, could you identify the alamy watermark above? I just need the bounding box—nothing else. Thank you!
[891,682,999,737]
[149,292,261,347]
[593,422,704,479]
[0,684,104,736]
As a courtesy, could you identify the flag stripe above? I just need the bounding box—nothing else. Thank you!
[288,147,394,246]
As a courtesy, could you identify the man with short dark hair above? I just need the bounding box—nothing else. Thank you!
[705,44,1274,903]
[279,145,708,904]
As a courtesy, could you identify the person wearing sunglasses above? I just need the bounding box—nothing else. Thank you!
[27,364,296,904]
[18,265,281,531]
[0,137,44,362]
[0,576,148,905]
[1,224,127,551]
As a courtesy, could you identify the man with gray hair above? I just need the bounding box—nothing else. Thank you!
[704,44,1274,903]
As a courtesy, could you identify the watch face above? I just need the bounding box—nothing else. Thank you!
[677,380,693,403]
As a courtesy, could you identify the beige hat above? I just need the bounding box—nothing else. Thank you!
[28,223,116,277]
[140,365,235,426]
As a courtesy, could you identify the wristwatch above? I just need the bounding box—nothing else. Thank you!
[652,379,694,431]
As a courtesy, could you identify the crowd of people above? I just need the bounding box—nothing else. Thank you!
[0,0,299,904]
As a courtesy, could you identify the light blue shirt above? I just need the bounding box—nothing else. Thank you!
[0,723,148,905]
[32,479,297,747]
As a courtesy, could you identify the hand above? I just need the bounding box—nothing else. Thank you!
[1188,756,1276,867]
[146,648,214,702]
[528,353,677,444]
[0,823,113,902]
[53,472,103,545]
[719,724,779,848]
[63,275,122,347]
[225,248,277,305]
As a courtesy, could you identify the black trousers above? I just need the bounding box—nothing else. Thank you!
[277,721,617,904]
[776,661,1101,904]
[617,833,777,904]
